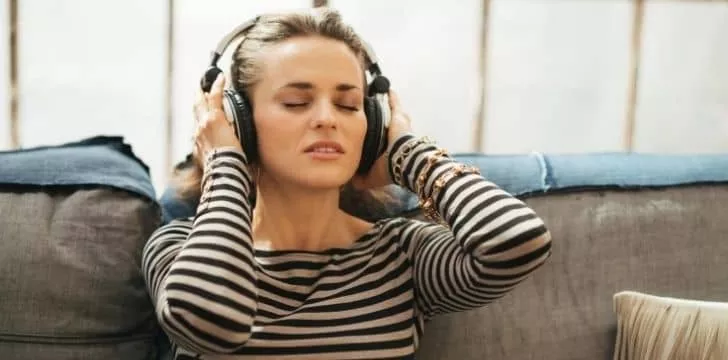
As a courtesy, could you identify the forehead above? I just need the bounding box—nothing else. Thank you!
[257,36,364,88]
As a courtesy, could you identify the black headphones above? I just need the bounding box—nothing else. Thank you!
[200,16,392,175]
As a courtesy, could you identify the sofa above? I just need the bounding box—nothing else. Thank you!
[411,153,728,359]
[1,136,726,359]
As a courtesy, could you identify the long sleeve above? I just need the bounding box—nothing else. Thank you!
[142,148,257,354]
[388,135,552,318]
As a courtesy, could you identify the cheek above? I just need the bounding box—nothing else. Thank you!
[252,107,299,155]
[350,114,369,146]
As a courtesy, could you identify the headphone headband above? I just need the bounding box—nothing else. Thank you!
[207,15,386,87]
[208,17,260,67]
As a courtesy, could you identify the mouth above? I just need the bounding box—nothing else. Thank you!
[304,141,345,154]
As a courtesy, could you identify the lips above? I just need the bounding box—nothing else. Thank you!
[304,141,344,154]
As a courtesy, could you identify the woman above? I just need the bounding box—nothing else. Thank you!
[143,8,552,359]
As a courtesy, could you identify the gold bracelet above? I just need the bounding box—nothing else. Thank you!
[399,136,434,159]
[393,136,435,184]
[415,148,449,199]
[431,164,481,204]
[419,197,441,224]
[421,164,481,225]
[415,149,450,224]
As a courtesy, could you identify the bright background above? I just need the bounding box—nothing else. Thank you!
[1,0,726,191]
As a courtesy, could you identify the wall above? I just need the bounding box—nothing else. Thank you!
[2,0,727,192]
[635,1,728,153]
[0,0,9,150]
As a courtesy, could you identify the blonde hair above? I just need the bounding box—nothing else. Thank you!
[171,8,400,221]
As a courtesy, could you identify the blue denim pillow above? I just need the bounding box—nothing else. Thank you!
[158,152,728,223]
[389,152,728,214]
[0,136,156,201]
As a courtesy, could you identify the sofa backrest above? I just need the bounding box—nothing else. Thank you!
[0,137,164,360]
[415,184,728,359]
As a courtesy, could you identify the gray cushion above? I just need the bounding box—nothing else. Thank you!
[0,187,162,359]
[415,185,728,360]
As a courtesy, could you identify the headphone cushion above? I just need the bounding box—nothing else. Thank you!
[359,96,385,174]
[223,89,258,162]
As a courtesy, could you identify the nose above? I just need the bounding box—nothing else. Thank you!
[310,100,337,129]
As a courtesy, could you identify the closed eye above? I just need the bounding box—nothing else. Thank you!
[283,103,308,108]
[337,105,359,112]
[282,103,358,112]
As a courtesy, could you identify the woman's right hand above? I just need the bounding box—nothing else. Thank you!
[193,73,242,166]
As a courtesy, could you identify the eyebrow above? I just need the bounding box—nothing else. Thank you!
[282,82,360,91]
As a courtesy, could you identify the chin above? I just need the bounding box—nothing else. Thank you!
[295,167,354,189]
[259,153,360,191]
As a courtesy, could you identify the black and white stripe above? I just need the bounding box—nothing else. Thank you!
[143,138,552,359]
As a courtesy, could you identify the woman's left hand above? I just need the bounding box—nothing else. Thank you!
[352,89,412,190]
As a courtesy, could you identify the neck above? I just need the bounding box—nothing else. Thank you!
[252,177,347,252]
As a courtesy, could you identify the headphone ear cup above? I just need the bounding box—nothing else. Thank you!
[358,96,385,174]
[222,89,258,162]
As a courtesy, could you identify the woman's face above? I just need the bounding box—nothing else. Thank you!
[250,35,367,190]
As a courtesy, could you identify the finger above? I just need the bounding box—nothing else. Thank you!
[194,90,207,123]
[208,73,225,111]
[212,72,225,91]
[387,89,400,112]
[208,107,227,125]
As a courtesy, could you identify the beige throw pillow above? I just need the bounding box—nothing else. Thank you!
[613,291,728,360]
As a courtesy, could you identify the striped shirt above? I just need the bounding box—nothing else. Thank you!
[142,135,552,359]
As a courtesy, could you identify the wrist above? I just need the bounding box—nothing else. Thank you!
[202,146,246,167]
[387,133,417,185]
[388,135,445,191]
[201,147,249,188]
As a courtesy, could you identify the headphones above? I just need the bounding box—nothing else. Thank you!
[200,15,392,174]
